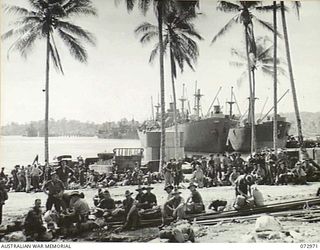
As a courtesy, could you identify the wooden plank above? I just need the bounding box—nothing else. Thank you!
[195,197,320,221]
[196,209,320,226]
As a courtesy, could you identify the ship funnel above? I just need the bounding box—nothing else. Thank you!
[213,105,221,114]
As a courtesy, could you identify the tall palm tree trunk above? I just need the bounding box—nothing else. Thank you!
[244,25,255,154]
[44,30,50,167]
[280,1,304,149]
[157,3,166,169]
[169,47,178,159]
[252,68,256,125]
[273,1,278,154]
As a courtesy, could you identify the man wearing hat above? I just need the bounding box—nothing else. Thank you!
[96,190,116,218]
[186,183,204,214]
[11,165,20,191]
[164,184,174,201]
[55,160,74,189]
[135,186,145,205]
[173,159,183,188]
[140,186,157,210]
[191,164,204,188]
[61,191,89,228]
[122,190,140,230]
[292,161,307,184]
[229,167,240,186]
[163,159,174,187]
[43,171,65,213]
[160,188,185,228]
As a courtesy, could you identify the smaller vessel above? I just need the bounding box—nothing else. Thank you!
[228,115,291,152]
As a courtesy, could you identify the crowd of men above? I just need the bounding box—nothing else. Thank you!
[2,159,162,193]
[163,150,320,188]
[0,149,319,241]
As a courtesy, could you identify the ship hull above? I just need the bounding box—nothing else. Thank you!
[168,117,237,153]
[227,120,291,152]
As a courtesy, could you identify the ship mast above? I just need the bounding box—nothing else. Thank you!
[227,87,235,117]
[193,84,203,120]
[151,96,155,121]
[155,95,160,121]
[179,83,187,120]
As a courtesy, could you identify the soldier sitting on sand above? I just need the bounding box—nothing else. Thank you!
[96,189,116,219]
[140,186,157,210]
[292,161,307,185]
[135,186,145,206]
[60,191,90,228]
[185,183,205,214]
[234,174,254,210]
[160,188,185,229]
[24,199,47,240]
[121,190,140,231]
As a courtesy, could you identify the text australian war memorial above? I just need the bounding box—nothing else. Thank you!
[1,0,320,244]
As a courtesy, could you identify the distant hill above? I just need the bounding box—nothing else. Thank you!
[279,112,320,138]
[0,118,140,138]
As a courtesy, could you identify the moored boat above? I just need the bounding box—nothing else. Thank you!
[228,115,291,152]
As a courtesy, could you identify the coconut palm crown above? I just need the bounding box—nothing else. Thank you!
[2,0,97,164]
[135,7,202,78]
[2,0,97,74]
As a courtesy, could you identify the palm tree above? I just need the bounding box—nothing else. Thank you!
[2,0,97,165]
[211,1,277,154]
[230,36,285,147]
[273,1,278,154]
[135,7,202,158]
[230,36,285,88]
[280,1,304,150]
[119,0,198,167]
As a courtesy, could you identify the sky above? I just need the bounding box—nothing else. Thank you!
[1,0,320,125]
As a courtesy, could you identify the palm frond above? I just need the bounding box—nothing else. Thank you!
[217,1,240,13]
[139,31,158,44]
[236,70,248,88]
[27,0,48,11]
[49,33,64,74]
[123,0,136,12]
[231,48,247,60]
[255,4,281,12]
[1,22,39,41]
[170,47,177,79]
[4,4,36,16]
[6,25,41,59]
[57,29,88,63]
[240,1,262,9]
[63,0,97,16]
[138,0,152,15]
[135,22,158,34]
[230,61,245,68]
[149,43,159,64]
[292,1,301,20]
[211,15,238,44]
[253,16,282,39]
[56,20,96,45]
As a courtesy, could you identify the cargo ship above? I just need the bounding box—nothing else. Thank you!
[139,87,238,153]
[227,115,291,152]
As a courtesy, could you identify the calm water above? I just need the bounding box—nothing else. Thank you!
[0,136,141,171]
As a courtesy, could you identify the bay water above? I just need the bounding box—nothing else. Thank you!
[0,136,141,171]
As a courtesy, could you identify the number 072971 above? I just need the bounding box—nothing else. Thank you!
[300,244,318,249]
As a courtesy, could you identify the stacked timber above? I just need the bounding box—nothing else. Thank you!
[195,196,320,225]
[105,197,320,229]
